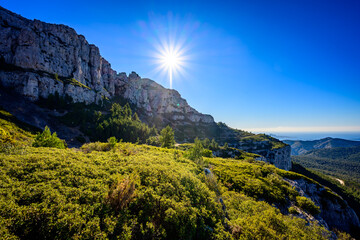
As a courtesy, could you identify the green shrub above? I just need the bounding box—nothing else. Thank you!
[159,125,175,148]
[66,78,91,90]
[32,126,66,149]
[0,142,331,239]
[80,141,112,153]
[288,206,299,214]
[296,196,320,215]
[146,136,160,147]
[186,138,204,165]
[107,136,118,148]
[203,149,213,158]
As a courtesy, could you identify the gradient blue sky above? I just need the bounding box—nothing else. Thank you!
[1,0,360,134]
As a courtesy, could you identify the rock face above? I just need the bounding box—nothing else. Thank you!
[0,6,213,125]
[286,178,360,234]
[0,6,291,170]
[250,145,292,171]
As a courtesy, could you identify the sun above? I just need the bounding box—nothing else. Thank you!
[159,47,182,89]
[144,14,192,89]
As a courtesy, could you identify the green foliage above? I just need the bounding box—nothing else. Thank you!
[146,135,160,147]
[107,136,118,148]
[80,142,107,152]
[239,134,287,150]
[159,125,175,148]
[0,115,334,239]
[0,144,222,239]
[224,191,329,240]
[0,108,36,145]
[32,126,66,149]
[92,103,156,143]
[54,73,62,83]
[296,196,320,215]
[209,158,299,205]
[186,138,204,165]
[203,149,213,158]
[66,78,91,90]
[288,206,299,215]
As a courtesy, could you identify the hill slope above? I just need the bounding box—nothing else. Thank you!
[1,109,360,239]
[284,137,360,155]
[292,146,360,217]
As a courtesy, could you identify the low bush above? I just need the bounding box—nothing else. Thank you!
[296,196,320,215]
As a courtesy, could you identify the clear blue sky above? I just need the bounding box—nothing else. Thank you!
[2,0,360,134]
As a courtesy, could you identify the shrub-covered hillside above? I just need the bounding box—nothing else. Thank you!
[0,109,351,239]
[1,143,332,239]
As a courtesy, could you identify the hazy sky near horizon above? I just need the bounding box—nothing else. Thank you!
[2,0,360,133]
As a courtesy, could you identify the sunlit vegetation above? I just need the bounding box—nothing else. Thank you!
[159,125,175,148]
[238,134,287,150]
[65,78,91,90]
[0,108,38,154]
[0,109,341,239]
[32,126,66,149]
[295,196,320,215]
[52,73,91,90]
[0,142,331,239]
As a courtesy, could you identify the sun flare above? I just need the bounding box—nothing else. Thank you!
[159,47,183,89]
[152,39,188,89]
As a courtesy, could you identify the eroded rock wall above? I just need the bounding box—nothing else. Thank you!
[0,6,213,125]
[286,178,360,234]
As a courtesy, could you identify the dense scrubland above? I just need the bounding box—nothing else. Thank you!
[0,108,353,239]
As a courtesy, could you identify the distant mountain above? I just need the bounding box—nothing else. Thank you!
[284,137,360,155]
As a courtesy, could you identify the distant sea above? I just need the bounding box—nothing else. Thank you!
[261,132,360,141]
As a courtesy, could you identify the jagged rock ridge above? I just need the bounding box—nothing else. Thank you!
[0,6,213,126]
[0,6,291,170]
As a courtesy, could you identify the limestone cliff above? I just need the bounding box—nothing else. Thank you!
[286,178,360,234]
[0,6,291,170]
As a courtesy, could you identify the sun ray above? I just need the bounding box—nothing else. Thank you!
[155,40,185,89]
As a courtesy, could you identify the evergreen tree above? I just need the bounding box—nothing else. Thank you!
[187,138,204,165]
[159,125,175,148]
[33,126,66,149]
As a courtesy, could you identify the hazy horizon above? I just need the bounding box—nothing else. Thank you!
[249,131,360,141]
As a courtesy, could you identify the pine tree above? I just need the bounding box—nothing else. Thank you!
[33,126,66,149]
[159,125,175,148]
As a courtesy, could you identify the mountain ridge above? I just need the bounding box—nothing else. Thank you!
[284,137,360,155]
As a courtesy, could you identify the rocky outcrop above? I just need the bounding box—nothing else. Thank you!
[252,145,292,171]
[229,140,291,170]
[286,178,360,234]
